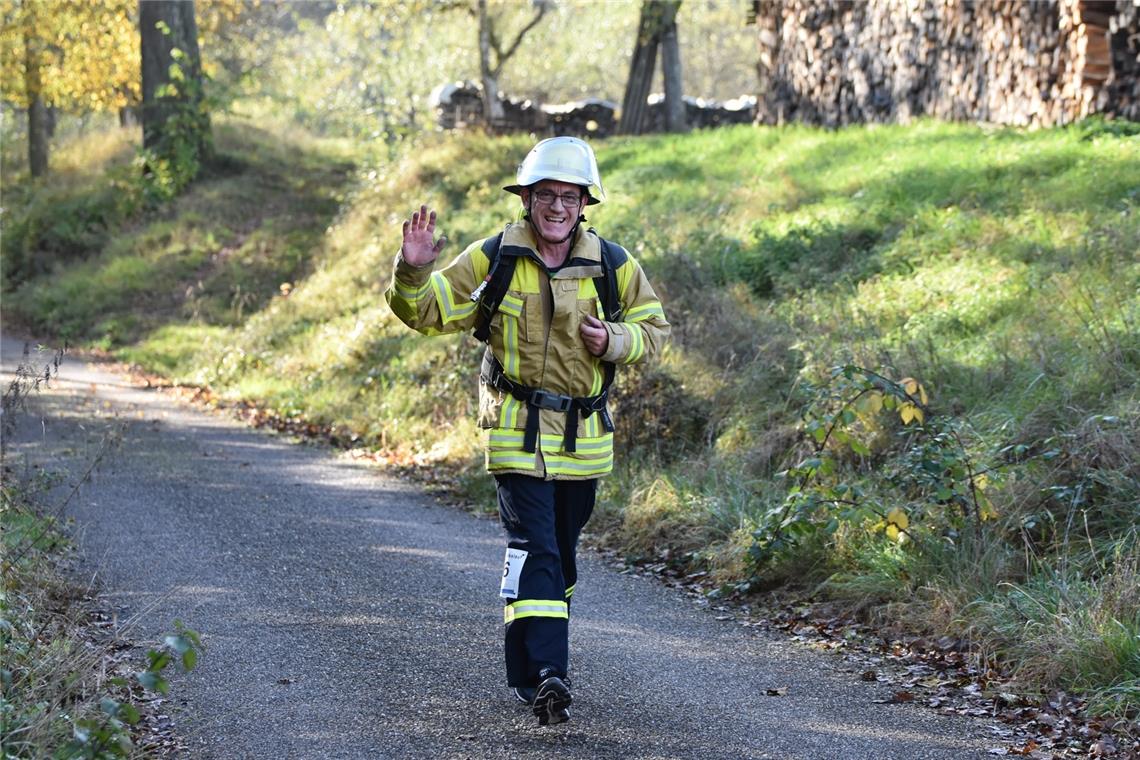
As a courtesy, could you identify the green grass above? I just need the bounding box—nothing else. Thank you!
[4,120,357,348]
[4,117,1138,713]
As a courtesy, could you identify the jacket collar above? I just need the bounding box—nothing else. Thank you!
[503,222,602,268]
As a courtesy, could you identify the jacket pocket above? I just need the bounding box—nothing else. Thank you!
[493,291,529,379]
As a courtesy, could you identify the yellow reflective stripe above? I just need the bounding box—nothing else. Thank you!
[546,462,612,477]
[488,443,610,474]
[543,453,614,476]
[625,324,644,363]
[544,449,614,465]
[615,256,635,295]
[584,412,598,438]
[565,584,576,599]
[589,358,603,395]
[394,279,431,301]
[497,396,521,429]
[488,452,538,468]
[492,428,612,454]
[430,272,477,323]
[504,599,569,624]
[490,429,527,447]
[503,312,520,378]
[626,301,665,322]
[542,433,610,453]
[500,292,524,318]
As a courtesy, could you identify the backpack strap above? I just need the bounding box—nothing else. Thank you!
[590,231,627,435]
[471,231,514,343]
[594,235,627,323]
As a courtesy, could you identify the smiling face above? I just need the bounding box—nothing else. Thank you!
[522,180,585,245]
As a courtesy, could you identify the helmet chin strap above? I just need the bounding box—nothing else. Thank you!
[524,201,585,246]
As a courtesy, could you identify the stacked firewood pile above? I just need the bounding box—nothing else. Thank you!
[541,98,620,137]
[643,95,758,132]
[429,81,757,137]
[1104,0,1139,118]
[751,0,1139,127]
[430,83,486,131]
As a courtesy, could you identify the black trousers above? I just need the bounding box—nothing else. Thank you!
[495,474,596,688]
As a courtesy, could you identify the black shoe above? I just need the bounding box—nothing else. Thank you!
[532,672,572,726]
[513,686,536,705]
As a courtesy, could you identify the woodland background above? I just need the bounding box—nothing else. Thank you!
[1,1,1138,756]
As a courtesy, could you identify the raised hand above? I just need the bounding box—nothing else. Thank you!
[401,204,447,267]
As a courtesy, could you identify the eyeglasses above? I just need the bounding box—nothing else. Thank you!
[532,189,583,208]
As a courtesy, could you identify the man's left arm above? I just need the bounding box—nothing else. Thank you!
[599,252,670,365]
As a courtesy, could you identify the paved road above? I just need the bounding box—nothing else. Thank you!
[2,335,1002,759]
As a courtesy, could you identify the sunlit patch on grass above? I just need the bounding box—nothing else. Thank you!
[123,324,230,379]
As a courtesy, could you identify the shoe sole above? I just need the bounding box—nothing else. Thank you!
[538,707,570,726]
[533,676,572,726]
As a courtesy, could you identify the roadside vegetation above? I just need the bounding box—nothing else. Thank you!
[1,348,203,757]
[3,116,1137,723]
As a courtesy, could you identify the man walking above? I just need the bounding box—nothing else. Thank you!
[386,136,669,725]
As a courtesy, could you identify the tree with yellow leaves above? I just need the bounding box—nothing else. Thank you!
[0,0,248,179]
[0,0,138,177]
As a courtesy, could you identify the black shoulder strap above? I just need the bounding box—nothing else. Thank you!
[472,232,515,343]
[591,232,627,409]
[595,236,626,323]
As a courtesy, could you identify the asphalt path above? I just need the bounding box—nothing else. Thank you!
[2,334,1003,759]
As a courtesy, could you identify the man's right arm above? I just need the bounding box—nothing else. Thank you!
[385,239,492,337]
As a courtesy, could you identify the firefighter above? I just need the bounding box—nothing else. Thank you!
[386,136,669,726]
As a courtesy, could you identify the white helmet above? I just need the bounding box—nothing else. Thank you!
[504,136,605,205]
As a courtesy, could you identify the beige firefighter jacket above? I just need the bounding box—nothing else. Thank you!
[386,222,670,480]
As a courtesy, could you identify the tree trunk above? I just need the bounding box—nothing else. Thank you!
[477,0,505,127]
[619,0,682,135]
[26,98,49,178]
[139,0,209,156]
[619,5,660,135]
[45,106,58,138]
[661,17,687,132]
[24,15,48,177]
[475,0,547,131]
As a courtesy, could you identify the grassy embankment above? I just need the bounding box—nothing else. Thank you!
[4,117,1138,715]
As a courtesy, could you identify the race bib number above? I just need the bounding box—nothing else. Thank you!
[499,548,528,599]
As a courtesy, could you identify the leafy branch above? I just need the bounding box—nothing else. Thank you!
[750,364,993,570]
